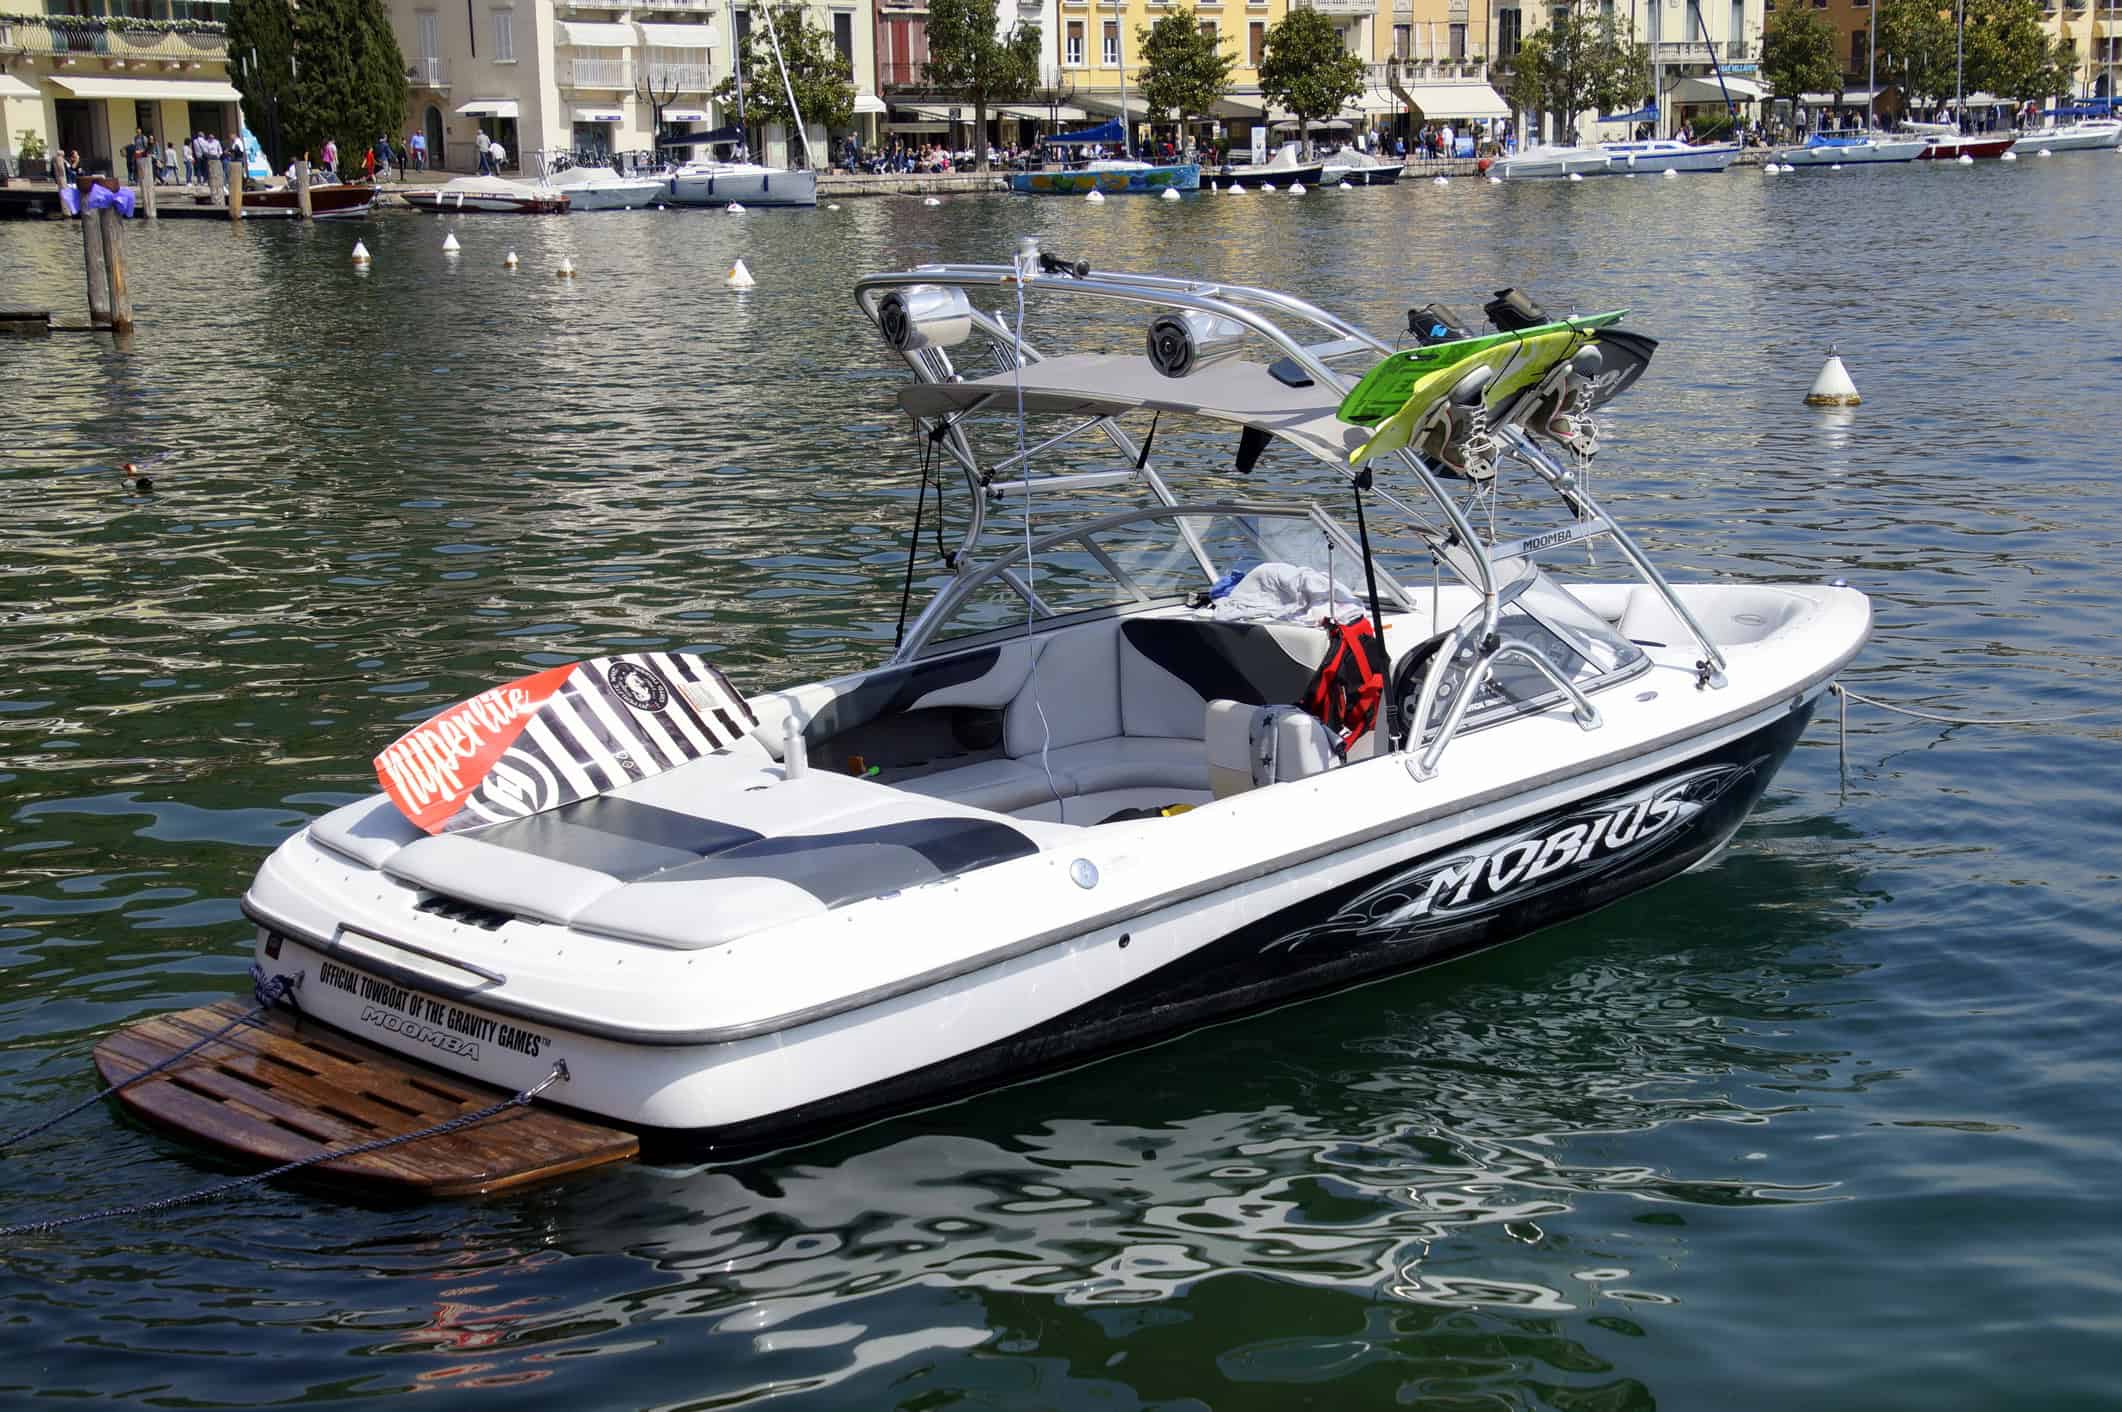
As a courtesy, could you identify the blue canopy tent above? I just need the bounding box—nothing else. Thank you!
[1598,105,1658,126]
[1046,120,1125,146]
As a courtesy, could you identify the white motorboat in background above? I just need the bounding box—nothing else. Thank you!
[2010,118,2122,154]
[1490,145,1611,179]
[187,246,1868,1163]
[666,158,818,208]
[401,175,570,214]
[1215,141,1327,189]
[1600,139,1740,173]
[545,162,666,211]
[1320,148,1406,185]
[1775,132,1925,166]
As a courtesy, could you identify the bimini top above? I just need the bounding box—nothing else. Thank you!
[895,352,1368,466]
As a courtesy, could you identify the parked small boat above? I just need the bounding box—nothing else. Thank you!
[1774,132,1925,166]
[1012,159,1200,194]
[1600,139,1739,174]
[160,181,380,220]
[666,159,817,209]
[545,164,666,210]
[1903,122,2015,159]
[1320,149,1406,186]
[1491,145,1611,180]
[2009,119,2122,154]
[401,176,571,214]
[1215,142,1326,190]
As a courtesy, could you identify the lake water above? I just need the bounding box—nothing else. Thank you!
[3,162,2120,1409]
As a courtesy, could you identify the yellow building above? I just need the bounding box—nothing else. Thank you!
[1055,0,1285,139]
[1,4,241,179]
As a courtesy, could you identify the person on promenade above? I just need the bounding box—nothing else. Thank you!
[410,130,426,171]
[489,135,508,173]
[477,136,492,175]
[226,132,245,186]
[396,137,410,181]
[376,135,393,181]
[161,140,178,184]
[322,136,337,179]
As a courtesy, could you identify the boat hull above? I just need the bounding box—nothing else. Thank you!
[244,697,1816,1157]
[1775,139,1925,165]
[1011,164,1200,194]
[1493,148,1611,179]
[156,182,379,219]
[1601,142,1740,173]
[1322,162,1405,186]
[1212,162,1327,190]
[2011,121,2122,153]
[665,167,818,207]
[554,180,665,210]
[401,188,571,214]
[1916,136,2016,159]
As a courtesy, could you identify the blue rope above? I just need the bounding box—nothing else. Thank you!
[0,967,302,1155]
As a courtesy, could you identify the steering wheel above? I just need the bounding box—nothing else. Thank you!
[1385,633,1453,750]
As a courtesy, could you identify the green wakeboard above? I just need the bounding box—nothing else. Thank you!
[1340,311,1627,465]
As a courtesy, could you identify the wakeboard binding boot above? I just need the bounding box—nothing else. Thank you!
[1413,363,1498,482]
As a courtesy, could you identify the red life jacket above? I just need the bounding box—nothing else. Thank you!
[1302,617,1388,758]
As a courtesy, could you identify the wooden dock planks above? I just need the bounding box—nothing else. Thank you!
[93,1001,637,1197]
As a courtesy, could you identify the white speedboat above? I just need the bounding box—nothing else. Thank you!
[118,248,1869,1170]
[545,163,666,211]
[666,159,818,208]
[1215,141,1327,189]
[1320,149,1406,185]
[2010,119,2122,154]
[1600,139,1740,174]
[1490,145,1611,179]
[400,175,570,214]
[1774,132,1926,166]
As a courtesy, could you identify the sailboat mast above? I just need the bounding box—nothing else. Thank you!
[1652,1,1662,139]
[727,0,749,138]
[1867,1,1876,130]
[1954,0,1964,126]
[1114,0,1132,157]
[761,6,815,167]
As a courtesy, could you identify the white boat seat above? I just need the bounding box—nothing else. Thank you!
[897,736,1206,811]
[1204,701,1338,799]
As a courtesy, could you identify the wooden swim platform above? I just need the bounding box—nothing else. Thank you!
[92,1001,638,1196]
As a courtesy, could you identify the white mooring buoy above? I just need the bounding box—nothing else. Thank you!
[1084,188,1105,203]
[442,232,461,253]
[1262,181,1277,192]
[727,201,747,213]
[1805,346,1860,407]
[350,240,371,264]
[1487,175,1502,185]
[555,256,576,279]
[1289,180,1306,194]
[503,250,518,269]
[827,202,841,209]
[726,259,755,289]
[1567,172,1584,182]
[1662,168,1679,179]
[1433,175,1449,186]
[1956,153,1975,165]
[1159,186,1181,200]
[2002,151,2018,162]
[1830,163,1844,170]
[2037,148,2054,158]
[923,195,942,205]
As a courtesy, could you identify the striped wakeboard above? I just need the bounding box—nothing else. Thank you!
[374,652,757,835]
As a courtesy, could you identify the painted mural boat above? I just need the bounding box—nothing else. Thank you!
[1011,160,1200,194]
[105,247,1868,1178]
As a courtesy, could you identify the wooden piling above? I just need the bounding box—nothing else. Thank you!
[206,156,225,203]
[81,204,112,328]
[295,160,312,221]
[134,152,157,220]
[99,207,133,333]
[228,161,243,220]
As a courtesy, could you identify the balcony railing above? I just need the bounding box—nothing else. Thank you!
[1292,0,1372,12]
[635,0,716,10]
[408,56,448,87]
[644,61,711,92]
[11,21,229,60]
[567,57,629,88]
[879,59,930,88]
[1378,56,1488,81]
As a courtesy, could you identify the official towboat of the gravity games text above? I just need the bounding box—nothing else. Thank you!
[100,245,1870,1188]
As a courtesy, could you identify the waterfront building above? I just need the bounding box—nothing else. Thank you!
[1503,0,1764,143]
[0,2,241,179]
[1051,0,1284,150]
[875,0,1076,151]
[1377,0,1512,143]
[390,0,880,173]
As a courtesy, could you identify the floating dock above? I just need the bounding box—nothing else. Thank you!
[93,1001,638,1196]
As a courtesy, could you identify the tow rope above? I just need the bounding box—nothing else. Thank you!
[0,969,569,1239]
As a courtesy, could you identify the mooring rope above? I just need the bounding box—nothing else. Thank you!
[0,967,301,1155]
[1830,683,2102,728]
[0,1060,570,1240]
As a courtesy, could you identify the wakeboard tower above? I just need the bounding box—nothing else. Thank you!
[85,251,1867,1195]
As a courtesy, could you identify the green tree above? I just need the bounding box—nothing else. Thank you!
[1965,0,2072,104]
[921,0,1042,172]
[1505,3,1647,143]
[231,0,403,174]
[1256,8,1366,158]
[1876,0,1956,105]
[1136,7,1236,146]
[1760,8,1844,109]
[712,4,855,163]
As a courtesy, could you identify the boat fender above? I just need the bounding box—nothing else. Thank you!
[1302,618,1388,760]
